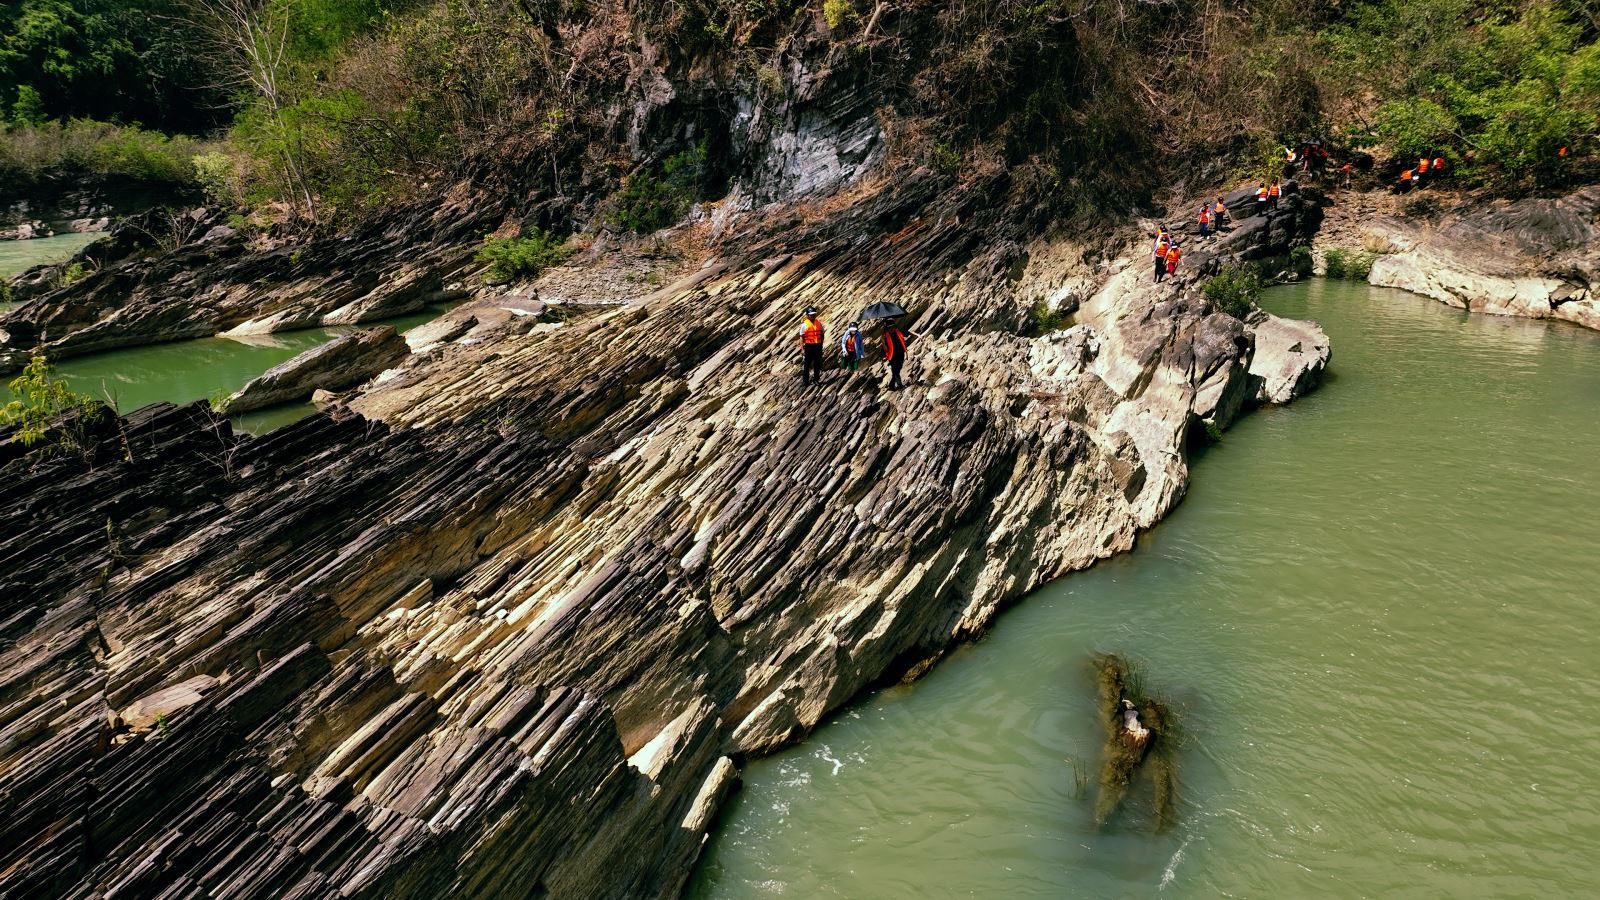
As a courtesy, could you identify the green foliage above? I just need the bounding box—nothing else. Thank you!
[823,0,856,30]
[0,119,212,187]
[604,143,708,233]
[1326,0,1600,188]
[1288,245,1313,276]
[0,0,221,131]
[475,230,574,282]
[60,262,86,285]
[1029,297,1068,334]
[1203,266,1262,319]
[1323,249,1377,281]
[193,151,242,208]
[1204,419,1224,443]
[2,355,101,459]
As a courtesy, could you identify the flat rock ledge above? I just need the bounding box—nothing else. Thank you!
[218,326,410,414]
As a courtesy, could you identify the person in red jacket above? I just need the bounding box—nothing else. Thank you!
[883,318,913,390]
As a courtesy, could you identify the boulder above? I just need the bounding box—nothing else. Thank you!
[1248,312,1331,404]
[216,325,410,414]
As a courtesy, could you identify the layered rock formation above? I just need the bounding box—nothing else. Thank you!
[217,326,410,415]
[1317,186,1600,330]
[0,205,481,373]
[0,166,1326,897]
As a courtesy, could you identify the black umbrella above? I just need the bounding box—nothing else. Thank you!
[860,301,907,321]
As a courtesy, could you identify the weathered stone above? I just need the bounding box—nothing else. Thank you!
[217,326,410,414]
[1248,313,1331,404]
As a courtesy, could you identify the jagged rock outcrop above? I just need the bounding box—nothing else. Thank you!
[0,162,1326,898]
[1318,186,1600,330]
[217,326,411,414]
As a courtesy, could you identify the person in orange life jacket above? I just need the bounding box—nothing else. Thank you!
[1198,205,1211,239]
[883,318,914,390]
[1255,183,1269,217]
[1339,162,1353,188]
[1432,153,1445,177]
[1397,168,1413,193]
[799,306,825,386]
[1152,228,1172,283]
[1213,197,1229,231]
[1165,243,1182,278]
[839,321,864,372]
[1268,178,1282,210]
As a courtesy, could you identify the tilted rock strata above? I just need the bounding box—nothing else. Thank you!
[1,181,1325,897]
[217,326,411,415]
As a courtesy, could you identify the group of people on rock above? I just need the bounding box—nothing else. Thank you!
[1397,152,1449,192]
[799,307,914,390]
[1254,179,1283,217]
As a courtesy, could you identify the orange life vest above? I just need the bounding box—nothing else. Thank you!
[1418,158,1430,173]
[1433,156,1445,171]
[845,333,857,354]
[1269,183,1281,197]
[884,328,906,361]
[1559,146,1569,157]
[802,317,823,345]
[1256,186,1269,200]
[1199,208,1210,224]
[1165,246,1181,264]
[1400,169,1413,180]
[1215,201,1226,214]
[1154,235,1170,256]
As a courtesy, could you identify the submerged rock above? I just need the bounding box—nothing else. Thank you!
[216,325,410,414]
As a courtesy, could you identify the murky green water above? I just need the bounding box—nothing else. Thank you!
[692,279,1600,898]
[5,230,444,433]
[48,308,445,434]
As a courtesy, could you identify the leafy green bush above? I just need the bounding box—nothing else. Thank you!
[824,0,856,30]
[1203,266,1262,319]
[1326,1,1600,189]
[475,230,575,282]
[1029,297,1069,334]
[1288,245,1312,276]
[2,355,101,459]
[0,120,210,186]
[1323,249,1376,281]
[604,143,708,233]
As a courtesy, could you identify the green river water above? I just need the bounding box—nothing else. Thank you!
[692,279,1600,898]
[4,234,443,433]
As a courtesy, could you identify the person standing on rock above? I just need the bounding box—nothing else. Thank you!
[883,318,913,390]
[840,321,865,374]
[1268,178,1282,210]
[1152,228,1172,283]
[1198,204,1211,240]
[800,306,825,386]
[1213,197,1229,231]
[1164,242,1182,281]
[1255,183,1269,217]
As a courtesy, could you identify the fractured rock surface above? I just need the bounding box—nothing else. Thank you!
[0,172,1328,898]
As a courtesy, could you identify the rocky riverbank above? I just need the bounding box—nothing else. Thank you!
[1315,186,1600,331]
[0,161,1327,897]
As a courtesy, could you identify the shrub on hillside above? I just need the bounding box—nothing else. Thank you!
[1204,266,1262,319]
[0,120,210,186]
[475,230,574,282]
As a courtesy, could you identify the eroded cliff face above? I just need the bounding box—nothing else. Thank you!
[0,160,1327,897]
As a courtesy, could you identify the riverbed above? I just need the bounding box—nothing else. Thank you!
[691,279,1600,897]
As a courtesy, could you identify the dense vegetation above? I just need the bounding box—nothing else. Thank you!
[3,0,1597,227]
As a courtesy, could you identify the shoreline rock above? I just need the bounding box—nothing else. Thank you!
[1317,186,1600,331]
[216,325,410,414]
